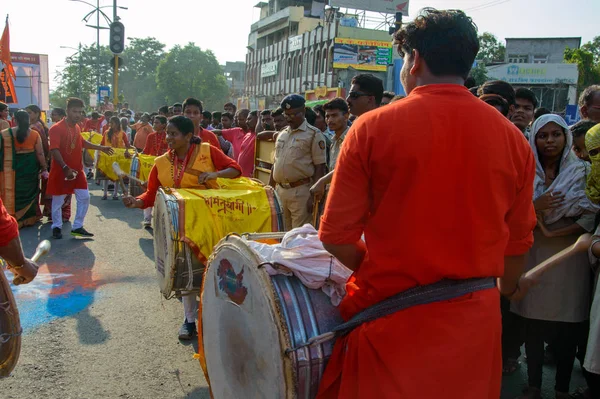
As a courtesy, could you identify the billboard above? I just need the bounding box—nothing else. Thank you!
[9,52,50,110]
[260,61,278,78]
[288,35,303,52]
[329,0,409,16]
[332,38,392,72]
[486,63,578,85]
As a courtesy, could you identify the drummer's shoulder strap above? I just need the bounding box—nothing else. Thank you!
[186,143,216,176]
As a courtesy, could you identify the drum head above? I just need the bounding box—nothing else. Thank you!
[202,235,294,399]
[153,189,178,297]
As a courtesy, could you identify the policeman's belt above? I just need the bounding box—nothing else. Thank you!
[277,177,311,189]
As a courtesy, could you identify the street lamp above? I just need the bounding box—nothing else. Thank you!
[69,0,127,102]
[60,43,83,99]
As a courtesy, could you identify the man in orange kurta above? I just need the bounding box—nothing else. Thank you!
[317,9,537,399]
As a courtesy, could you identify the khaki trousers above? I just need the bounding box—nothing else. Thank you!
[276,183,311,231]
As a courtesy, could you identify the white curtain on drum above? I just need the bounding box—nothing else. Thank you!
[247,224,352,306]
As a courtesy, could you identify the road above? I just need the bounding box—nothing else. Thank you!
[1,186,209,399]
[0,186,589,398]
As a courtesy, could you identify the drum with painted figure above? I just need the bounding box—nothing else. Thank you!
[200,234,343,399]
[153,181,284,299]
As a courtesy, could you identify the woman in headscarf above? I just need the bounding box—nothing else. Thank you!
[512,114,599,399]
[0,110,48,227]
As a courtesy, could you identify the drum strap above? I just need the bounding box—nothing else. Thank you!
[286,277,496,353]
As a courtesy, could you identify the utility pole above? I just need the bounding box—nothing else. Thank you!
[78,42,83,99]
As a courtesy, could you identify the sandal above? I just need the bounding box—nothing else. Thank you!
[503,357,521,375]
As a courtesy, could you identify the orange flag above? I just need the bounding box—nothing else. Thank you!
[0,15,18,104]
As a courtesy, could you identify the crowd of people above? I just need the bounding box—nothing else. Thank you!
[1,6,600,398]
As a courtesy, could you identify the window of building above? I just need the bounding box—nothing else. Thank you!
[508,54,528,63]
[533,54,548,64]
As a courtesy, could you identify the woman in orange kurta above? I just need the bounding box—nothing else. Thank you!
[123,115,241,340]
[317,9,536,399]
[100,116,134,200]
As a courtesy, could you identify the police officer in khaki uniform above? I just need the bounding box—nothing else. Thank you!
[269,94,327,230]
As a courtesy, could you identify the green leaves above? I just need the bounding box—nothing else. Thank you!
[51,38,228,113]
[156,43,229,111]
[564,37,600,94]
[477,32,506,65]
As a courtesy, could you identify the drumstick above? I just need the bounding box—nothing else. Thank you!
[524,233,592,280]
[111,162,130,194]
[112,162,145,184]
[13,240,51,286]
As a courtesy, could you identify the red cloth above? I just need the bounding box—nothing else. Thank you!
[0,196,18,246]
[83,119,101,132]
[198,128,222,152]
[317,84,536,399]
[137,144,242,208]
[222,128,256,177]
[46,120,87,196]
[142,131,169,156]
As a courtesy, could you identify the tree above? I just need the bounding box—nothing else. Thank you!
[564,46,600,93]
[156,43,229,111]
[477,32,506,65]
[581,36,600,65]
[52,44,115,106]
[469,62,489,86]
[119,37,166,112]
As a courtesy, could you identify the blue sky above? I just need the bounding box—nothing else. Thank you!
[3,0,599,88]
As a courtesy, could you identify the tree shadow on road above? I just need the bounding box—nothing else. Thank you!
[139,237,155,262]
[89,192,144,230]
[179,387,211,398]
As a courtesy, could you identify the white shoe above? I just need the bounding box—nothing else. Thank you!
[143,218,152,227]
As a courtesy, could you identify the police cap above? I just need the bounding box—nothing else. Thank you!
[281,94,306,110]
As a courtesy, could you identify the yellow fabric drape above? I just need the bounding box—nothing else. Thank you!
[134,154,156,181]
[174,179,273,263]
[96,148,132,182]
[80,131,103,160]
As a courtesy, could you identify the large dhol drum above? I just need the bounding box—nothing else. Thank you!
[254,138,275,185]
[153,188,205,298]
[201,235,343,399]
[154,183,284,299]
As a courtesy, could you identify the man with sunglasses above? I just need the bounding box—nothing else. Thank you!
[346,74,384,117]
[269,94,327,230]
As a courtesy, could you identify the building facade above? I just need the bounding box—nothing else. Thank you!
[486,37,581,116]
[243,1,394,110]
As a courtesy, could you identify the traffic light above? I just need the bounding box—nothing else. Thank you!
[388,12,403,36]
[109,21,125,54]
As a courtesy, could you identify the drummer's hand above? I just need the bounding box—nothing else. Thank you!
[310,178,326,203]
[124,150,132,159]
[141,181,148,190]
[102,146,115,156]
[11,259,39,285]
[122,196,142,208]
[40,170,49,180]
[198,172,218,185]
